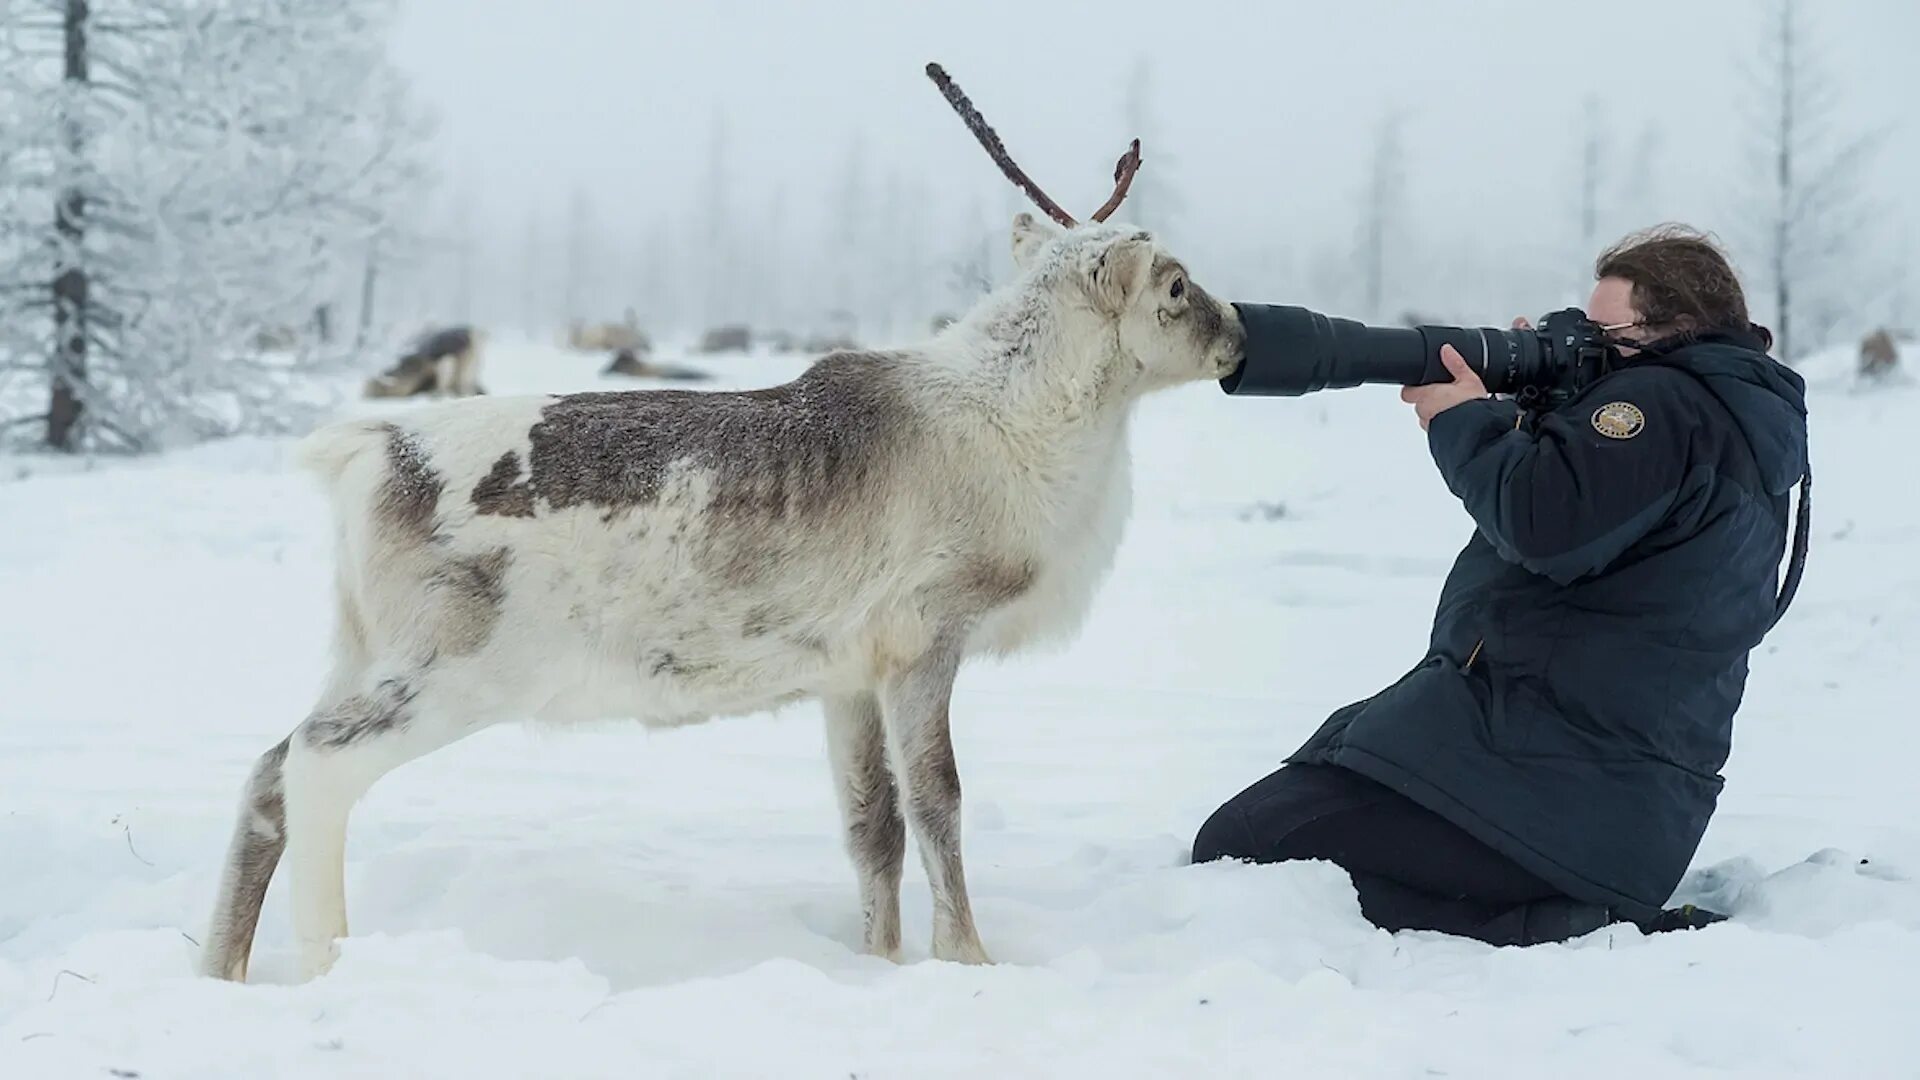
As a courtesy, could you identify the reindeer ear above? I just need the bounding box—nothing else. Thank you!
[1089,234,1152,316]
[1010,212,1052,270]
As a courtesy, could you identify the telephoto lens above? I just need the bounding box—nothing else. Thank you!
[1220,303,1552,397]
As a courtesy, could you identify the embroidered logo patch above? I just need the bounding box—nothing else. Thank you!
[1591,401,1645,439]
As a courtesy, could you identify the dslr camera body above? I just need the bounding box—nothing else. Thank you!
[1221,304,1624,411]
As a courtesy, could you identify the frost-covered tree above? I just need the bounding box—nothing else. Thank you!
[449,185,475,327]
[515,205,544,338]
[941,196,994,319]
[755,185,787,333]
[1566,100,1658,288]
[632,216,671,340]
[1118,55,1183,240]
[1614,122,1665,235]
[352,231,384,352]
[1580,97,1601,248]
[698,106,739,330]
[0,0,436,452]
[1741,0,1886,362]
[828,134,870,338]
[875,171,910,337]
[561,183,593,328]
[1358,110,1407,321]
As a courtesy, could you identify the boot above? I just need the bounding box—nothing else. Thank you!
[1633,903,1729,934]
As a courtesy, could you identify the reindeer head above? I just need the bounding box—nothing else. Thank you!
[1007,213,1243,391]
[928,63,1244,391]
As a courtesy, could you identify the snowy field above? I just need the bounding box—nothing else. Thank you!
[2,334,1917,1078]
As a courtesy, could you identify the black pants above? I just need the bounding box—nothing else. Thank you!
[1192,761,1616,946]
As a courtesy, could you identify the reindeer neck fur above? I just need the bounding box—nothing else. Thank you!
[914,257,1141,490]
[889,253,1141,655]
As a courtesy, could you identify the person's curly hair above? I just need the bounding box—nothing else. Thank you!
[1595,224,1769,349]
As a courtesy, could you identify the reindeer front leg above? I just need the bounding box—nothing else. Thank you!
[879,633,990,964]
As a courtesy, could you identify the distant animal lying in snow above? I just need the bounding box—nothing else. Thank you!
[602,346,710,382]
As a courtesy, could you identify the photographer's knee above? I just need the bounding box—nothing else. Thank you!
[1191,802,1259,865]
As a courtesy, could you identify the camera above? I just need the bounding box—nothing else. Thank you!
[1220,304,1618,408]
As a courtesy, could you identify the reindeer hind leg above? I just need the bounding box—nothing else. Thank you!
[280,656,523,981]
[198,737,292,981]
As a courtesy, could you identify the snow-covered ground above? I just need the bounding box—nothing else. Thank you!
[2,334,1916,1078]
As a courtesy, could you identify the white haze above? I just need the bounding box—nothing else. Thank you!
[388,0,1920,347]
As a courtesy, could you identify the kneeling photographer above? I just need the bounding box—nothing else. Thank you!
[1193,225,1811,945]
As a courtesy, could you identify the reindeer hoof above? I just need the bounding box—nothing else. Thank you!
[297,938,340,981]
[933,937,993,965]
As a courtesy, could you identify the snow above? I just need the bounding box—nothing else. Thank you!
[2,336,1917,1078]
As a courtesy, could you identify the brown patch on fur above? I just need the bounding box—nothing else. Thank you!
[741,604,785,638]
[471,352,914,521]
[962,557,1035,608]
[648,649,716,679]
[470,452,535,518]
[301,677,421,749]
[926,556,1036,615]
[253,737,289,833]
[377,424,444,544]
[426,547,512,655]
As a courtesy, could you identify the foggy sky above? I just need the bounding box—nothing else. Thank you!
[386,0,1920,334]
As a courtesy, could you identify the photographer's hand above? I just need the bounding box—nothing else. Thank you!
[1401,345,1489,430]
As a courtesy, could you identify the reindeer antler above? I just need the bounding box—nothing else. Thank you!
[925,63,1078,228]
[925,62,1142,229]
[1091,139,1142,223]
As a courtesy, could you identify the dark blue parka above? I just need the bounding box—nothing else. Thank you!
[1284,329,1808,920]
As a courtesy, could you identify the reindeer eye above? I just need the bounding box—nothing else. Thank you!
[1170,277,1185,300]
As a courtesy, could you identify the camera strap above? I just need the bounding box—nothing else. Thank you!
[1772,464,1812,632]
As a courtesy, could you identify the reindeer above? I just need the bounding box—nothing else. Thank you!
[1859,327,1912,380]
[603,346,711,382]
[198,62,1245,983]
[363,326,485,400]
[567,318,650,353]
[696,324,754,354]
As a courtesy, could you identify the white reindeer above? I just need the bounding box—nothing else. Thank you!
[199,73,1248,982]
